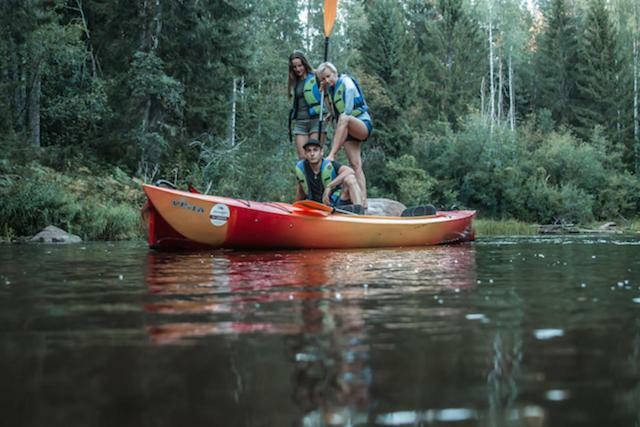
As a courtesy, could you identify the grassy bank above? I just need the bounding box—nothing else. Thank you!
[474,219,538,236]
[615,219,640,234]
[0,162,146,241]
[474,218,640,236]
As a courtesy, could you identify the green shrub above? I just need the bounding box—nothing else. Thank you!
[384,154,436,206]
[532,132,606,192]
[475,219,537,236]
[196,135,294,202]
[0,178,81,237]
[521,174,562,224]
[79,202,142,240]
[595,173,640,219]
[0,163,145,240]
[557,184,594,224]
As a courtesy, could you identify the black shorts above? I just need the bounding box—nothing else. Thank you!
[334,197,352,207]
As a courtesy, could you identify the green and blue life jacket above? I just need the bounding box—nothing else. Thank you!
[295,159,341,205]
[291,73,325,119]
[329,74,368,117]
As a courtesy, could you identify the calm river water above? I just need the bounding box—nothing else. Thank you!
[1,236,640,426]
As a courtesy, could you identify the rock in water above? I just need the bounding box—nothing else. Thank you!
[30,225,82,243]
[367,198,407,216]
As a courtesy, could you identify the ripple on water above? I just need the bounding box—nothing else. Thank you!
[376,408,477,425]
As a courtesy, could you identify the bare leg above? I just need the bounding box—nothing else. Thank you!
[309,131,320,145]
[344,140,367,209]
[341,174,363,205]
[294,134,308,160]
[326,114,368,161]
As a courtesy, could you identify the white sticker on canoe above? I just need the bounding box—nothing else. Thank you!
[209,204,230,227]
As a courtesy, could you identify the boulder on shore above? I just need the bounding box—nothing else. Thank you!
[30,225,82,244]
[367,198,407,217]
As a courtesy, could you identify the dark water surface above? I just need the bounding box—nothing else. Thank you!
[1,236,640,427]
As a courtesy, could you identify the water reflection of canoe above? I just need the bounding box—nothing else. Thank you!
[142,184,475,250]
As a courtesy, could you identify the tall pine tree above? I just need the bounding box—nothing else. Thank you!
[358,0,413,156]
[534,0,579,127]
[419,0,486,128]
[574,0,625,150]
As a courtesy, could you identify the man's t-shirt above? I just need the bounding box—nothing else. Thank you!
[302,160,343,203]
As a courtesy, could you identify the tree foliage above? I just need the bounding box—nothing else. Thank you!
[534,0,579,126]
[1,0,640,237]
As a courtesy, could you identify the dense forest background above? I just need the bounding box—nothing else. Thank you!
[1,0,639,239]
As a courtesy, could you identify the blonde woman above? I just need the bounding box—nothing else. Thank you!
[316,62,372,209]
[288,51,326,159]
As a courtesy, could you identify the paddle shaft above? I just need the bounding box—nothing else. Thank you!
[293,200,357,215]
[317,36,330,137]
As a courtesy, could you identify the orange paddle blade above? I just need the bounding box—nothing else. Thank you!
[323,0,338,37]
[293,200,333,213]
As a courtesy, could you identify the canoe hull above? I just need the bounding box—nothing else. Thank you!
[142,185,475,250]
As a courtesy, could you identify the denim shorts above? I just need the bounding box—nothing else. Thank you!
[293,119,325,135]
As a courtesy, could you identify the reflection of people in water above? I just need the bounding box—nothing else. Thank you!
[289,294,373,424]
[143,250,375,420]
[142,246,478,423]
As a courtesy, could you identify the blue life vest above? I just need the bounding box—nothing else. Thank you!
[295,159,341,204]
[291,73,325,119]
[330,74,368,117]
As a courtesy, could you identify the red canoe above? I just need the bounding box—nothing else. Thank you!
[142,184,475,250]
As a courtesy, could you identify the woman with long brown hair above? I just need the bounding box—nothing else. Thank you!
[288,51,326,159]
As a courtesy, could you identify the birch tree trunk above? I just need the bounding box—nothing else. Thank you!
[488,2,495,134]
[24,30,41,148]
[11,39,27,135]
[257,80,262,137]
[633,11,639,173]
[229,77,237,146]
[481,76,486,120]
[497,52,503,124]
[141,0,161,52]
[72,0,98,78]
[8,37,23,133]
[1,40,9,112]
[305,0,311,52]
[27,68,41,147]
[508,46,515,131]
[141,0,162,136]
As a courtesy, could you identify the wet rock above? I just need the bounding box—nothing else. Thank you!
[367,198,406,216]
[598,222,616,230]
[30,225,82,244]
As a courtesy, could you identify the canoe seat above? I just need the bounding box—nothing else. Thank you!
[154,179,177,189]
[401,204,437,217]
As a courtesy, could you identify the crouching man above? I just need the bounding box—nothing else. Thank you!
[294,139,363,213]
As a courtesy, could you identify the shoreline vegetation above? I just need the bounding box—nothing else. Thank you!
[0,159,637,243]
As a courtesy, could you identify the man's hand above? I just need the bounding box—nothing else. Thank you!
[322,185,333,206]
